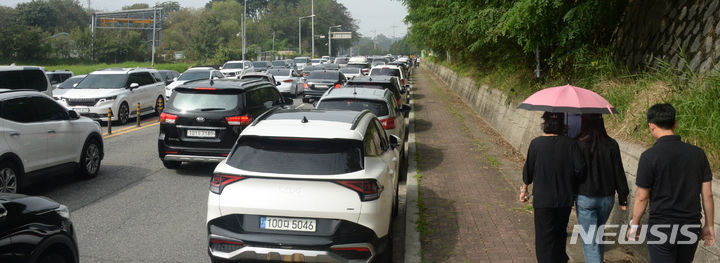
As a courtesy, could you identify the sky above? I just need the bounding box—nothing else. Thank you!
[2,0,408,38]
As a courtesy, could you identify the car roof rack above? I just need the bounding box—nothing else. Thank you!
[350,110,372,130]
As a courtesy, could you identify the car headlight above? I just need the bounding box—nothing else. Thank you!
[98,96,117,102]
[55,204,71,220]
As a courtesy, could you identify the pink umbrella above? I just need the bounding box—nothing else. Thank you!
[518,84,617,114]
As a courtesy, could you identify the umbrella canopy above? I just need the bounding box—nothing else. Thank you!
[517,84,617,114]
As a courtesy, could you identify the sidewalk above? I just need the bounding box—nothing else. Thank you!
[413,68,536,262]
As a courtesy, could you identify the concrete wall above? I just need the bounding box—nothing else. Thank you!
[614,0,720,73]
[422,61,720,262]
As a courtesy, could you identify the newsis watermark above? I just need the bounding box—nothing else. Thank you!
[569,224,701,245]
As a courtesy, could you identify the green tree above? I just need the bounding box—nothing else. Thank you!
[123,3,151,10]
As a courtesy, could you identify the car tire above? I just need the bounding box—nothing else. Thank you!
[302,97,309,103]
[162,160,181,169]
[392,184,399,218]
[118,102,129,125]
[374,234,393,263]
[77,137,102,179]
[0,161,21,193]
[37,252,68,263]
[155,96,165,115]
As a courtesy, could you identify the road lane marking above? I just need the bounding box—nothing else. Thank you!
[294,104,306,109]
[102,118,159,135]
[103,122,160,139]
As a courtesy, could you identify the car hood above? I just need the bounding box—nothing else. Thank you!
[61,88,126,99]
[0,193,60,214]
[52,88,71,97]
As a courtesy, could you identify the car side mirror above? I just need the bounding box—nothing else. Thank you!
[401,104,411,113]
[129,83,140,89]
[389,134,400,149]
[68,110,80,119]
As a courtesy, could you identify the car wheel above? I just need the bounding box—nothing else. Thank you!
[37,252,68,263]
[77,138,101,179]
[155,96,165,114]
[302,97,309,103]
[374,234,393,263]
[118,102,129,125]
[392,184,399,218]
[163,160,181,169]
[0,161,20,193]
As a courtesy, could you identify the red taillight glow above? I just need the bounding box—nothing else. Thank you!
[283,79,293,83]
[334,180,382,201]
[210,239,244,246]
[380,117,396,130]
[160,113,177,124]
[210,174,246,194]
[334,83,341,89]
[195,87,216,90]
[209,238,245,253]
[225,115,251,126]
[304,83,310,89]
[165,151,178,154]
[402,79,405,86]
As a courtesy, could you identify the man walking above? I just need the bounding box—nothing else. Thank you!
[628,103,715,262]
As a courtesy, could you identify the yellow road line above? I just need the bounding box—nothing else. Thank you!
[103,122,160,139]
[102,119,159,135]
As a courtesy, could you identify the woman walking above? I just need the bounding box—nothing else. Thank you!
[520,112,585,263]
[575,113,629,263]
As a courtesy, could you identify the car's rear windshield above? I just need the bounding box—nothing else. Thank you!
[171,90,240,112]
[307,71,337,80]
[312,59,322,63]
[227,137,363,175]
[294,58,309,63]
[271,61,286,66]
[346,83,400,97]
[0,70,48,91]
[253,62,270,67]
[75,74,126,89]
[339,68,360,74]
[371,68,400,77]
[317,99,389,117]
[178,71,209,81]
[345,64,369,69]
[335,58,349,64]
[268,69,290,76]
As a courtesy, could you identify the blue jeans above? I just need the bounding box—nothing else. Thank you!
[576,195,615,263]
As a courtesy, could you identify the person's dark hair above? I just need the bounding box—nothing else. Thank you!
[576,114,611,152]
[647,103,676,129]
[542,112,566,135]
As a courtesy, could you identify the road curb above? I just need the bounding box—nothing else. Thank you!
[404,85,421,263]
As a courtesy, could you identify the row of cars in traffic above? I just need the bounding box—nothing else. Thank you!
[0,54,414,262]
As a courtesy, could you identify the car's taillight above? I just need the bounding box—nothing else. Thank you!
[334,83,341,89]
[160,113,177,124]
[225,115,251,126]
[209,238,245,253]
[402,79,405,86]
[334,180,382,201]
[331,246,372,260]
[283,79,293,83]
[304,83,310,89]
[210,174,246,194]
[380,117,396,130]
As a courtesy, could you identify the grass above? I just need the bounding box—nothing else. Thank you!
[486,155,499,167]
[45,62,193,75]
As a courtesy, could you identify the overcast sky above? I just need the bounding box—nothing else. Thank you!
[2,0,408,38]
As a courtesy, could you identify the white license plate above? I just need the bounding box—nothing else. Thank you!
[72,108,90,113]
[260,216,316,232]
[314,85,328,89]
[186,129,215,138]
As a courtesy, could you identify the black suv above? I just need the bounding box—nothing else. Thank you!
[158,79,292,169]
[0,193,79,263]
[301,70,347,103]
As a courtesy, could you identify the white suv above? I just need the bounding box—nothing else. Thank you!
[220,60,254,79]
[58,68,166,124]
[206,109,401,263]
[0,66,52,97]
[0,90,104,193]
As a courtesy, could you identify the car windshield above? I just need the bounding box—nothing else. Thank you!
[339,68,360,74]
[335,58,349,64]
[75,74,127,89]
[271,61,286,66]
[58,76,84,89]
[227,136,363,175]
[253,62,270,67]
[0,70,48,91]
[241,76,268,81]
[268,69,290,76]
[316,99,389,117]
[171,90,239,111]
[371,68,401,77]
[223,63,243,69]
[177,71,210,81]
[346,64,368,69]
[307,71,337,80]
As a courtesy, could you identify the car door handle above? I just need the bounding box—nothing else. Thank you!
[9,132,20,136]
[47,130,56,134]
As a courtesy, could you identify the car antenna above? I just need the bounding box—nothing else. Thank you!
[353,86,357,95]
[301,116,309,123]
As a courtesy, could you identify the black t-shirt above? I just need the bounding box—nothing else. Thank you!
[636,135,712,224]
[523,136,586,208]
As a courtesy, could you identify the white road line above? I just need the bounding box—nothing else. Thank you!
[404,93,421,263]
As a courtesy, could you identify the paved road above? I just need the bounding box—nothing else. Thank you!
[26,97,407,262]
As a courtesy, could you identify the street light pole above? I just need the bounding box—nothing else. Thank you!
[311,0,314,58]
[328,25,341,57]
[242,0,247,60]
[298,15,313,56]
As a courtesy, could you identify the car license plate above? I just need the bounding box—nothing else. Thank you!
[186,129,215,138]
[314,85,328,89]
[260,216,316,232]
[72,108,90,113]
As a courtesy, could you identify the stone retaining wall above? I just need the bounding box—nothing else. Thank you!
[422,61,720,262]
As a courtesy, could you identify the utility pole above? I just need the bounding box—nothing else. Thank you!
[299,15,313,55]
[311,0,315,58]
[151,9,156,67]
[328,25,341,57]
[242,0,247,60]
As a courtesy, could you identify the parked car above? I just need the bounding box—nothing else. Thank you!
[220,60,254,79]
[46,70,74,88]
[206,109,400,263]
[166,67,225,99]
[0,89,104,193]
[0,66,52,96]
[252,61,272,72]
[293,57,311,72]
[52,75,86,99]
[158,70,180,85]
[317,87,411,161]
[268,68,303,98]
[339,67,362,79]
[301,70,347,103]
[345,76,407,109]
[58,68,166,124]
[0,193,79,263]
[158,79,292,169]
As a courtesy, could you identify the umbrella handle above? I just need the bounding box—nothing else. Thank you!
[607,105,616,120]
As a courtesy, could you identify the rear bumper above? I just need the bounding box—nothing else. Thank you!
[303,90,327,99]
[158,141,231,163]
[163,154,225,163]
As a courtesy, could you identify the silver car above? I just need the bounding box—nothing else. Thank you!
[267,69,303,98]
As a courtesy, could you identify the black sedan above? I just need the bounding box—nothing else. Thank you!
[301,70,347,103]
[0,193,78,263]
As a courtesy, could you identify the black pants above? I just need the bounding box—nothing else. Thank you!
[534,207,571,263]
[647,223,701,263]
